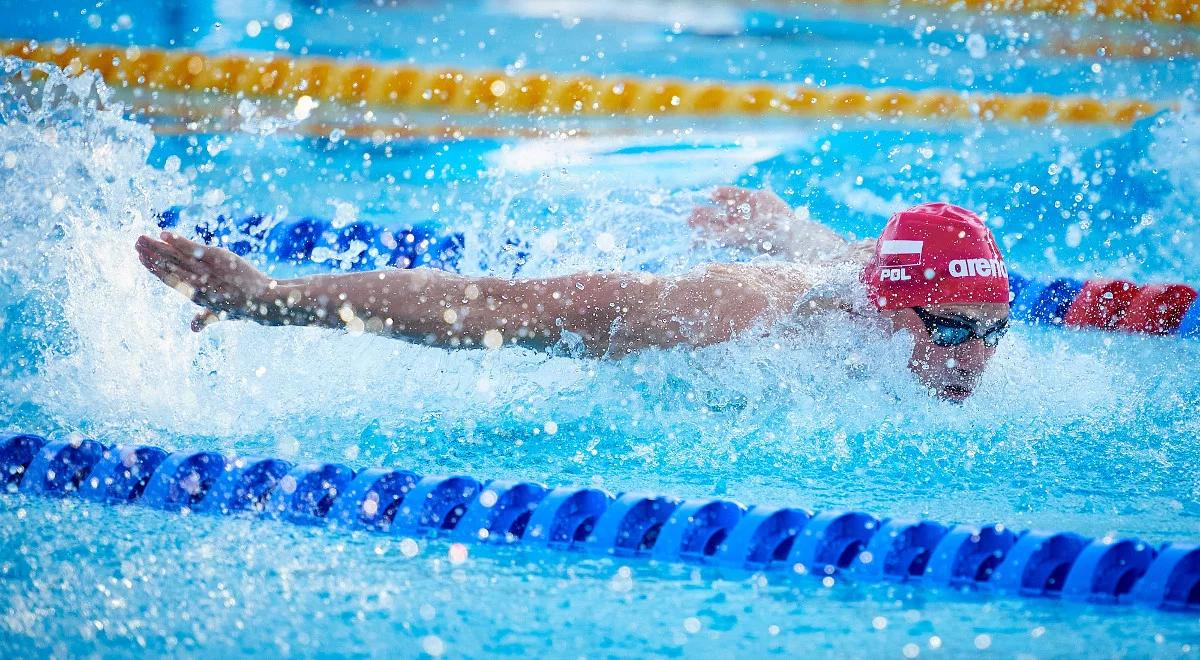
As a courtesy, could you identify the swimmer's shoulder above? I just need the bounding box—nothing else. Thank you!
[710,251,877,315]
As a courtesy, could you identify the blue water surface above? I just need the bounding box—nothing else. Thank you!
[1,1,1198,657]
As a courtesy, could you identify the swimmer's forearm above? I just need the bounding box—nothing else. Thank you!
[247,269,662,353]
[250,270,501,343]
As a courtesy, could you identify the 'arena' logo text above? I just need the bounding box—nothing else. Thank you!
[948,258,1007,278]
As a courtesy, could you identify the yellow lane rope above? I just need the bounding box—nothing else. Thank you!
[2,40,1170,126]
[818,0,1200,26]
[144,117,624,141]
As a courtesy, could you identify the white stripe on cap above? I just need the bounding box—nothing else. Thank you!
[880,239,924,255]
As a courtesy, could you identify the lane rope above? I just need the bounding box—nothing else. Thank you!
[1,40,1170,126]
[2,433,1197,611]
[815,0,1200,27]
[145,120,613,140]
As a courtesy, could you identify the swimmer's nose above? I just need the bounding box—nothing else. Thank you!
[948,342,991,371]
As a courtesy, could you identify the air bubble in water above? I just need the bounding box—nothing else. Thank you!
[966,34,987,59]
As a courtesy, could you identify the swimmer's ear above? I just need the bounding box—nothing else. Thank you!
[190,310,220,333]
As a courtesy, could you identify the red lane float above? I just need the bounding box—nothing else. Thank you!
[1114,284,1198,335]
[1011,273,1199,339]
[1063,279,1141,329]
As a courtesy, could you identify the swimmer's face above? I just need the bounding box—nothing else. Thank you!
[886,302,1010,402]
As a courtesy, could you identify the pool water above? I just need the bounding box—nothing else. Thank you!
[1,0,1199,656]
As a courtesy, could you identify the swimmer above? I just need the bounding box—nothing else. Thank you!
[135,187,1010,401]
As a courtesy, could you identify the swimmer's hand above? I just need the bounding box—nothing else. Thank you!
[688,186,855,262]
[688,186,798,254]
[135,231,271,332]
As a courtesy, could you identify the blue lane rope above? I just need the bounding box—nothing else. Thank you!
[155,209,469,272]
[155,210,1200,338]
[3,433,1198,611]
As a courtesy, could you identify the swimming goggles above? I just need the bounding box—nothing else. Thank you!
[912,307,1009,348]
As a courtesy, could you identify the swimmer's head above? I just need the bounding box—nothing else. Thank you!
[863,203,1011,401]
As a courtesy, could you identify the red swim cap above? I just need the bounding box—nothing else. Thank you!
[863,203,1010,310]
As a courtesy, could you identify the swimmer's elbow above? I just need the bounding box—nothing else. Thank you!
[613,285,762,352]
[545,273,665,354]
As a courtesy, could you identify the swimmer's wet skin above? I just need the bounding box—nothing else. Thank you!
[134,189,1009,401]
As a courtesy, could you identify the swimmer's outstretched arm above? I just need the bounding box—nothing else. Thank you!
[135,232,782,357]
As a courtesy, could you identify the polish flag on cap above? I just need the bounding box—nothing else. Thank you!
[863,203,1010,310]
[878,239,925,268]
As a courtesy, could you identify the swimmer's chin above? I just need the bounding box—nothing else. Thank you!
[937,385,973,403]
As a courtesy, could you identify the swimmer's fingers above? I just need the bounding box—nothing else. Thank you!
[138,237,243,329]
[137,247,175,282]
[159,231,207,259]
[136,237,189,283]
[711,186,757,209]
[139,257,202,302]
[190,310,220,333]
[711,186,790,218]
[155,234,231,287]
[137,250,186,292]
[162,231,244,273]
[137,244,228,313]
[156,232,219,276]
[711,186,748,200]
[138,234,191,269]
[135,234,172,263]
[137,236,213,287]
[152,235,218,280]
